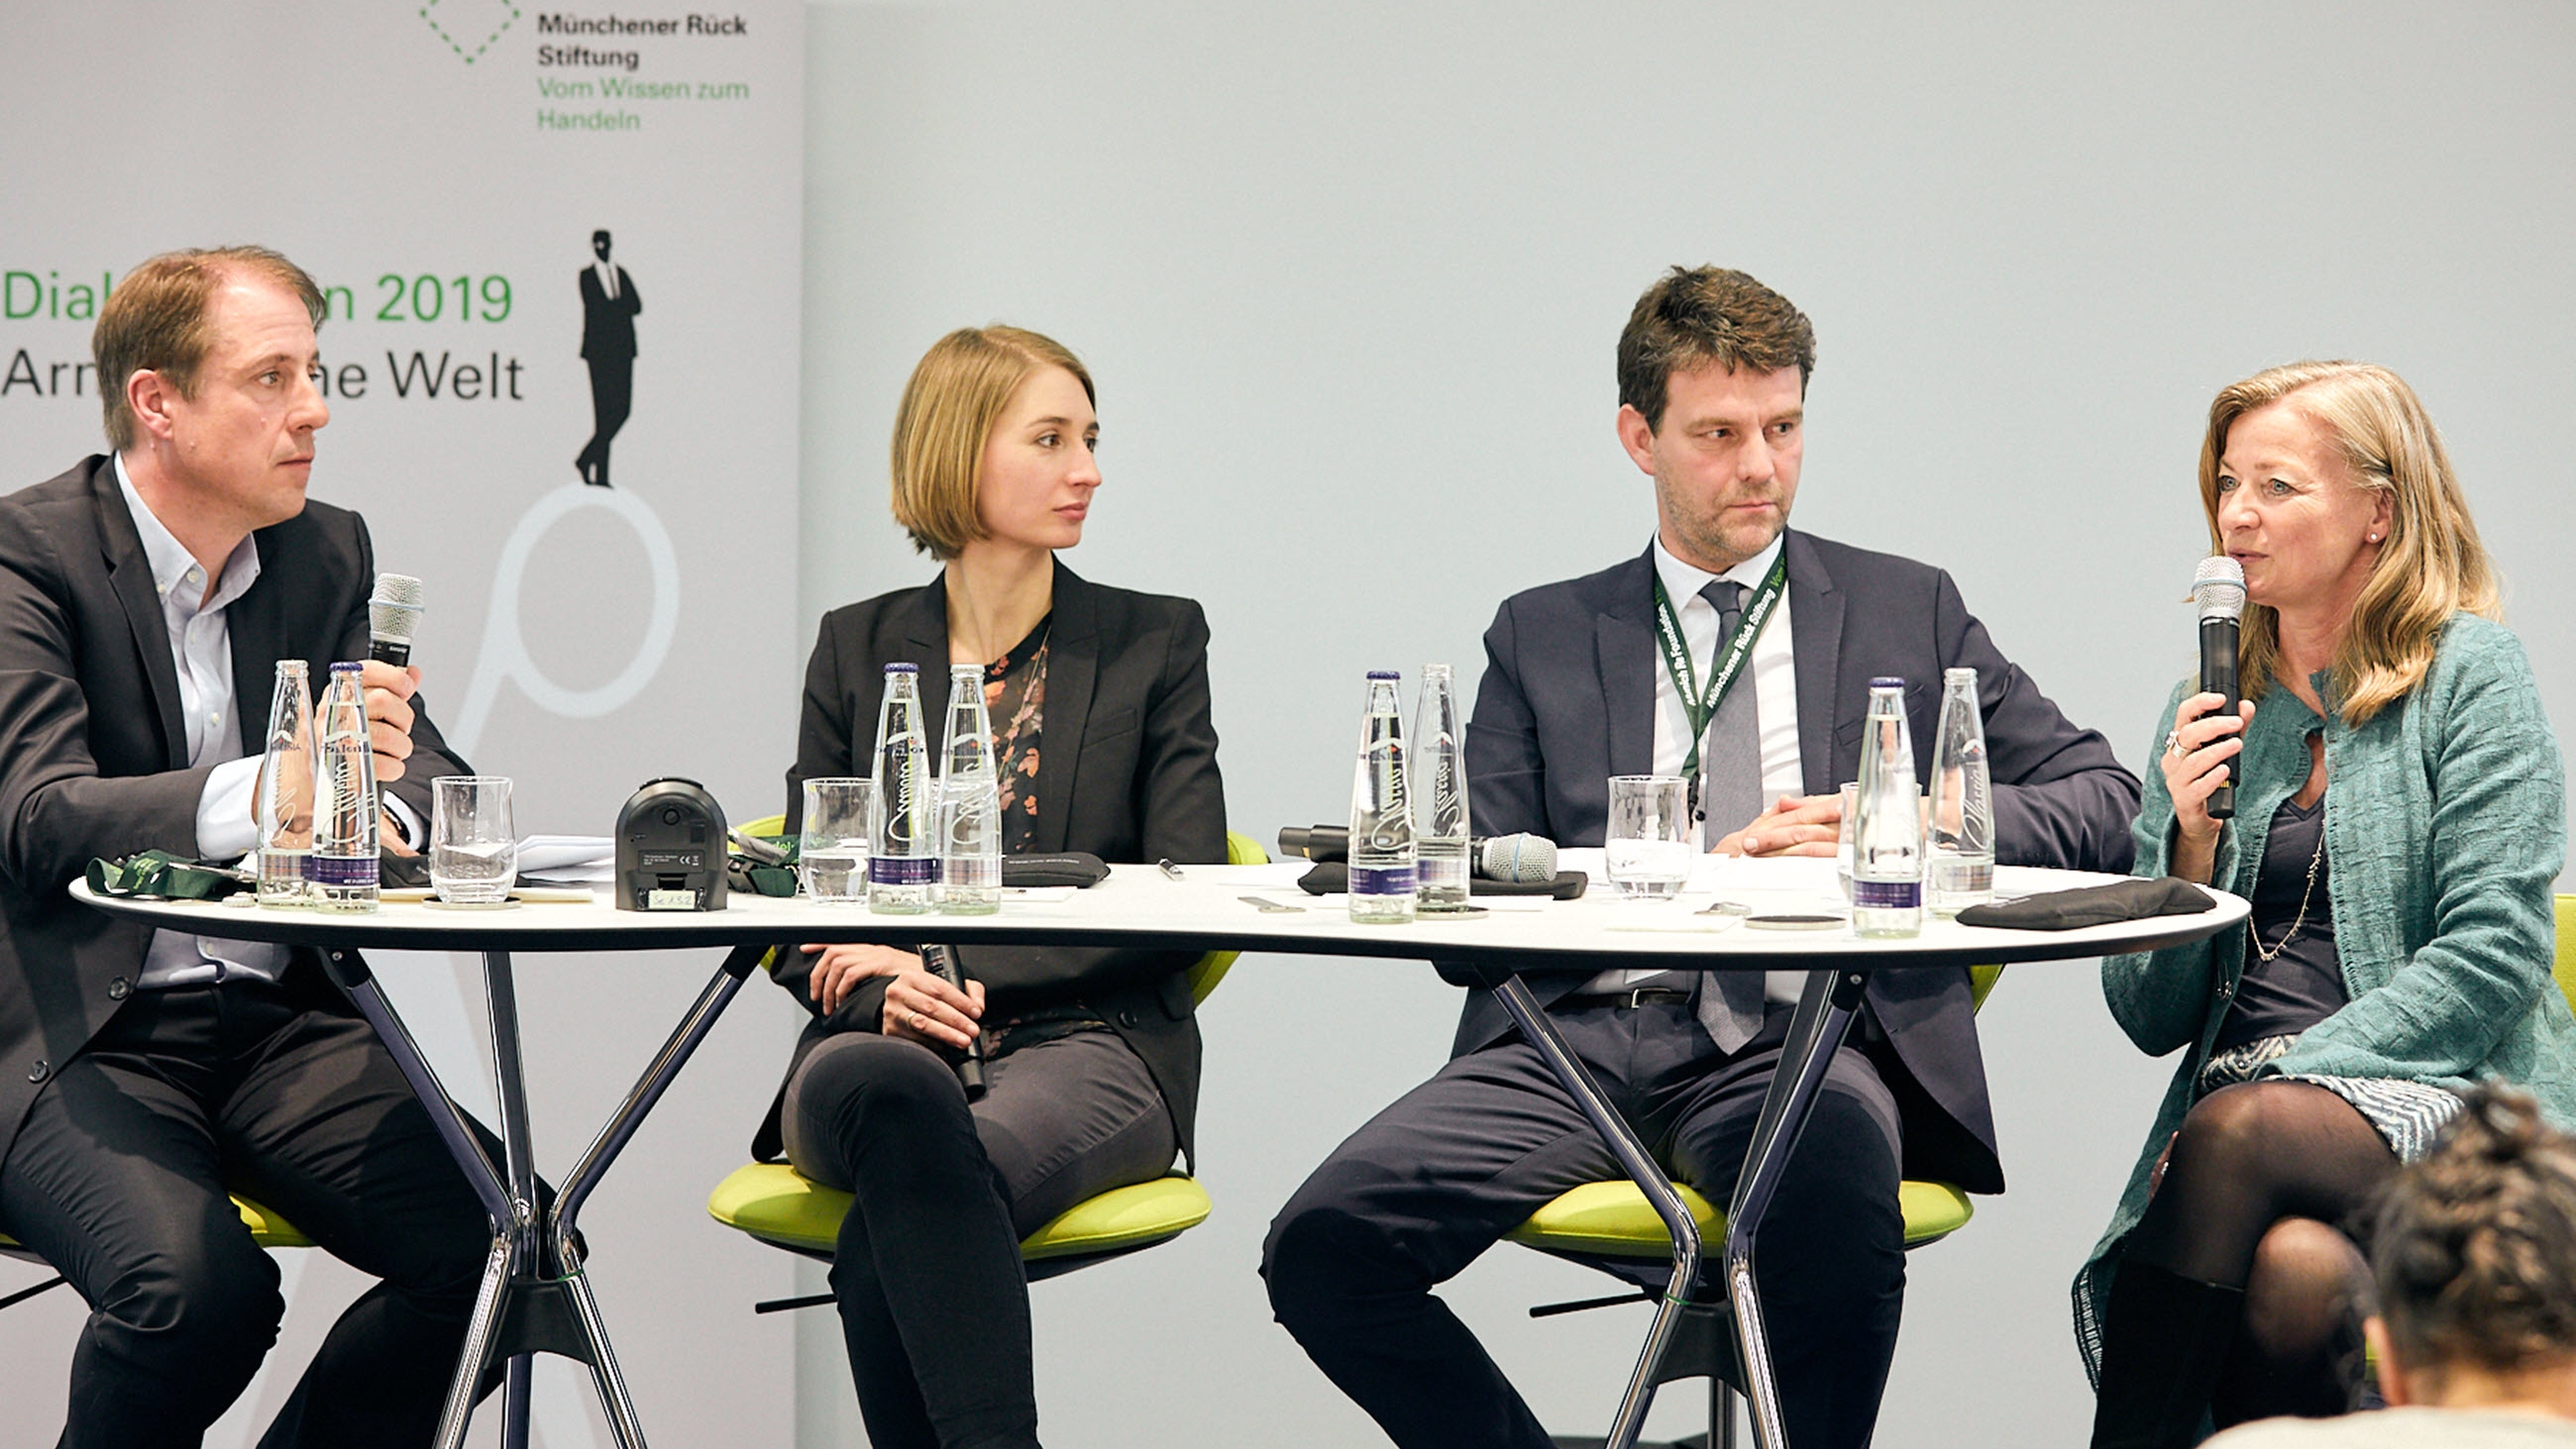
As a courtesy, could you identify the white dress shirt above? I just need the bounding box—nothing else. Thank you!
[118,457,286,989]
[1587,531,1810,1004]
[593,259,619,299]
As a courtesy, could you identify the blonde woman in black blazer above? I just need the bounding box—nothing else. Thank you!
[754,326,1224,1449]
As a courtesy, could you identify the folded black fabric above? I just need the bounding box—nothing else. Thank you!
[1295,863,1588,901]
[1954,877,2210,931]
[1005,853,1111,888]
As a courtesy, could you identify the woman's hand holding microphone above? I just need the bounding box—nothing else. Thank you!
[2160,691,2254,884]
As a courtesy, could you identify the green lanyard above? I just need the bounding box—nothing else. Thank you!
[1650,551,1788,818]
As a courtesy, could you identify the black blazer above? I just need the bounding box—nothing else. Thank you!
[579,265,641,361]
[753,560,1227,1167]
[0,456,468,1160]
[1458,531,2141,1191]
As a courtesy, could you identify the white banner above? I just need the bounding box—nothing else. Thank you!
[0,5,805,1445]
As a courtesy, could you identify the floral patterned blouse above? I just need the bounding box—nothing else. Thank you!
[982,615,1049,855]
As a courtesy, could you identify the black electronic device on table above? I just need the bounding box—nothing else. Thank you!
[614,777,729,911]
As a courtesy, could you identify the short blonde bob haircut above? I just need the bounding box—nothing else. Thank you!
[2198,361,2499,726]
[890,326,1094,560]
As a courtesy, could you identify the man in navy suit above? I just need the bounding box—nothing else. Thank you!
[576,229,641,487]
[1264,266,2140,1449]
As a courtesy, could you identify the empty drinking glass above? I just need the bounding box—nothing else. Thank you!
[430,776,517,905]
[800,777,875,903]
[1604,776,1692,899]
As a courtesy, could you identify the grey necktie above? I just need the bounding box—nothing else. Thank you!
[1692,577,1767,1054]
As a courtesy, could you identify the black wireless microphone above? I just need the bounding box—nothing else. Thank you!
[369,573,425,667]
[918,944,986,1098]
[2193,557,2246,820]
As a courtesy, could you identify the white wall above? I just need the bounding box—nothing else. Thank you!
[796,2,2576,1444]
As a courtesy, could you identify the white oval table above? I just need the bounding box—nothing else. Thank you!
[76,859,2246,1449]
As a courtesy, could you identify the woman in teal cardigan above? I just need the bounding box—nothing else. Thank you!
[2081,361,2576,1449]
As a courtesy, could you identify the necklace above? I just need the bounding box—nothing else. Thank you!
[2250,812,2326,964]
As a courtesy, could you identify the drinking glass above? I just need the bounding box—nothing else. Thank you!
[1604,776,1692,899]
[430,776,517,905]
[800,777,875,903]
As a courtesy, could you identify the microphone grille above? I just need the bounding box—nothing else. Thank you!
[2191,556,2245,621]
[1480,833,1558,884]
[370,573,424,642]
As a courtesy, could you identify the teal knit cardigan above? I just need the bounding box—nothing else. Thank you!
[2073,614,2573,1376]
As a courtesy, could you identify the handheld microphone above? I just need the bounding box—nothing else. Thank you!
[2192,556,2246,820]
[369,573,425,667]
[1276,825,1557,884]
[918,944,986,1098]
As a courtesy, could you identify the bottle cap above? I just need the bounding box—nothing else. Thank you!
[1366,670,1399,680]
[1869,675,1903,688]
[885,663,918,674]
[330,661,363,673]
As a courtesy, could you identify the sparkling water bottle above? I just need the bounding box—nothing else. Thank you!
[1851,676,1922,938]
[937,664,1003,915]
[869,664,935,914]
[310,662,378,912]
[1926,668,1994,916]
[1348,671,1417,924]
[254,660,315,907]
[1413,664,1471,912]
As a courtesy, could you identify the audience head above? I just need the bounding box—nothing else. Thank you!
[2198,360,2498,723]
[890,326,1096,560]
[94,246,326,454]
[2365,1086,2576,1410]
[1616,265,1815,432]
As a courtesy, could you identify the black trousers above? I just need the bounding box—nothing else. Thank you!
[579,354,633,484]
[0,972,496,1449]
[1263,998,1907,1449]
[783,1026,1179,1449]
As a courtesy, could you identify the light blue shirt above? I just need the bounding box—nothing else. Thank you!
[116,455,285,988]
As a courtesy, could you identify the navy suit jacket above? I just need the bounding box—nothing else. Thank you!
[1458,530,2140,1191]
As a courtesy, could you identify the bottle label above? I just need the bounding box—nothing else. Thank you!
[1349,864,1418,896]
[309,854,376,887]
[1852,879,1920,909]
[868,857,936,885]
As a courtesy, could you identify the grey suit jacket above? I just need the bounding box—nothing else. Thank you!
[0,455,469,1161]
[753,559,1228,1167]
[1458,530,2141,1191]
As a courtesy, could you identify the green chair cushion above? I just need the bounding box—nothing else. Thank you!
[707,1161,1211,1262]
[1505,1178,1975,1257]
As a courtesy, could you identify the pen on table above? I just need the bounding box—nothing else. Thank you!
[1157,859,1185,880]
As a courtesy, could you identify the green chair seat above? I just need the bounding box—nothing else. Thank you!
[706,829,1264,1296]
[1506,1177,1974,1259]
[707,1161,1211,1262]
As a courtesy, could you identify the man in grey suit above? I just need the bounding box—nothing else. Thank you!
[0,247,493,1447]
[1264,266,2140,1448]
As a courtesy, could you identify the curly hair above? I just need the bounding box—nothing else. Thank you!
[2366,1085,2576,1392]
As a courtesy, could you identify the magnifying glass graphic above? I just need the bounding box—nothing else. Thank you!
[448,481,681,759]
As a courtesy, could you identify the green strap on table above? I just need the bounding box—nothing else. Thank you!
[86,850,245,901]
